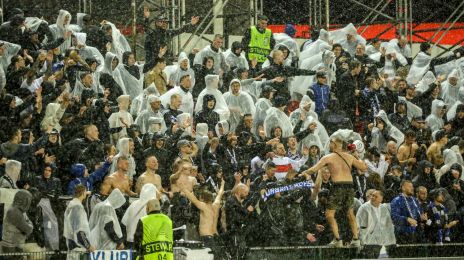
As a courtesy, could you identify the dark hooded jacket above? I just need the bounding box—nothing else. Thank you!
[194,94,220,131]
[192,57,215,99]
[1,189,33,247]
[122,52,140,79]
[143,133,170,187]
[388,101,410,133]
[320,98,353,135]
[412,160,437,192]
[439,163,464,209]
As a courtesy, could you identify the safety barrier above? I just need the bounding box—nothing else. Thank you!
[1,243,464,259]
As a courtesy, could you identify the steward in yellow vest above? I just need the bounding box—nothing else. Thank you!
[135,199,173,260]
[241,15,275,66]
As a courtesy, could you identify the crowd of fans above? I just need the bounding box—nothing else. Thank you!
[1,5,464,259]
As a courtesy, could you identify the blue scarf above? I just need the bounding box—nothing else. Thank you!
[262,181,313,201]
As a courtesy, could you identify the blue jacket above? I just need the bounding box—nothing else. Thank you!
[391,194,423,235]
[310,83,330,116]
[67,161,111,195]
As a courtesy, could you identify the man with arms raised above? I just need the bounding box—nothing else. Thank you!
[101,156,137,197]
[170,161,197,193]
[300,135,367,247]
[181,179,225,257]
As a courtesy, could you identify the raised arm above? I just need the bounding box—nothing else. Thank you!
[301,156,328,178]
[182,188,205,210]
[214,179,225,206]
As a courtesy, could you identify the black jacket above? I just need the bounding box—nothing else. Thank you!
[194,94,220,131]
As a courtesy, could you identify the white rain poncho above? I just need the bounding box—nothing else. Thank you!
[299,29,331,62]
[312,50,337,86]
[441,69,462,106]
[105,21,131,61]
[74,32,105,68]
[274,33,300,58]
[437,148,460,182]
[371,110,404,152]
[108,95,133,141]
[48,10,73,53]
[385,39,409,66]
[147,117,166,134]
[415,71,436,94]
[446,87,464,121]
[193,45,227,74]
[119,54,144,100]
[160,86,194,116]
[121,184,157,243]
[102,52,127,94]
[215,120,230,138]
[223,79,256,132]
[0,41,21,91]
[299,116,324,152]
[71,71,94,99]
[169,52,196,87]
[330,23,366,56]
[38,198,59,250]
[290,95,329,148]
[195,123,210,150]
[324,129,362,154]
[253,97,273,131]
[110,137,136,180]
[291,47,331,95]
[63,198,90,250]
[25,17,47,32]
[134,95,166,134]
[398,96,423,120]
[426,99,446,132]
[434,55,459,77]
[406,51,432,85]
[89,188,126,250]
[68,13,86,32]
[224,49,249,71]
[195,75,230,121]
[41,102,66,131]
[264,107,293,138]
[130,84,160,116]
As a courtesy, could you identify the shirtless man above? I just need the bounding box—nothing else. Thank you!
[170,161,197,193]
[101,156,137,197]
[300,136,367,247]
[135,156,162,194]
[397,130,418,171]
[181,179,225,254]
[427,130,448,168]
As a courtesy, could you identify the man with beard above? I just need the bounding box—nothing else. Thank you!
[100,156,137,197]
[136,156,162,194]
[300,135,367,247]
[391,180,427,244]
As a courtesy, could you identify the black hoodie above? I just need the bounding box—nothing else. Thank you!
[388,101,410,133]
[412,160,436,192]
[194,94,220,131]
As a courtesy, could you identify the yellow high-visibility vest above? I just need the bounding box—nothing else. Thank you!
[137,213,173,260]
[248,26,272,63]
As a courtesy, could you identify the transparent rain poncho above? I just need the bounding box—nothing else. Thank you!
[195,123,210,151]
[89,188,126,249]
[0,41,21,91]
[48,9,73,53]
[169,52,196,87]
[121,184,157,243]
[130,84,160,116]
[108,94,133,141]
[223,79,256,132]
[324,129,362,154]
[63,198,90,250]
[119,53,144,101]
[441,69,462,106]
[398,96,423,121]
[253,97,273,133]
[105,21,131,61]
[134,95,166,134]
[330,23,366,56]
[177,112,194,137]
[264,107,293,138]
[101,52,127,94]
[415,71,436,95]
[426,99,445,132]
[298,115,324,153]
[25,17,47,32]
[215,120,230,138]
[38,198,59,250]
[160,84,195,116]
[446,87,464,121]
[370,110,404,151]
[195,75,230,121]
[299,29,330,62]
[110,137,136,180]
[406,51,432,85]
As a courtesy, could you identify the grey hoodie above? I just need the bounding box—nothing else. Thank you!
[1,189,33,248]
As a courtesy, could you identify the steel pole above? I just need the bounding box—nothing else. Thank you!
[348,0,395,20]
[360,0,392,35]
[427,0,464,42]
[325,0,329,29]
[433,8,464,48]
[358,0,384,28]
[132,0,137,56]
